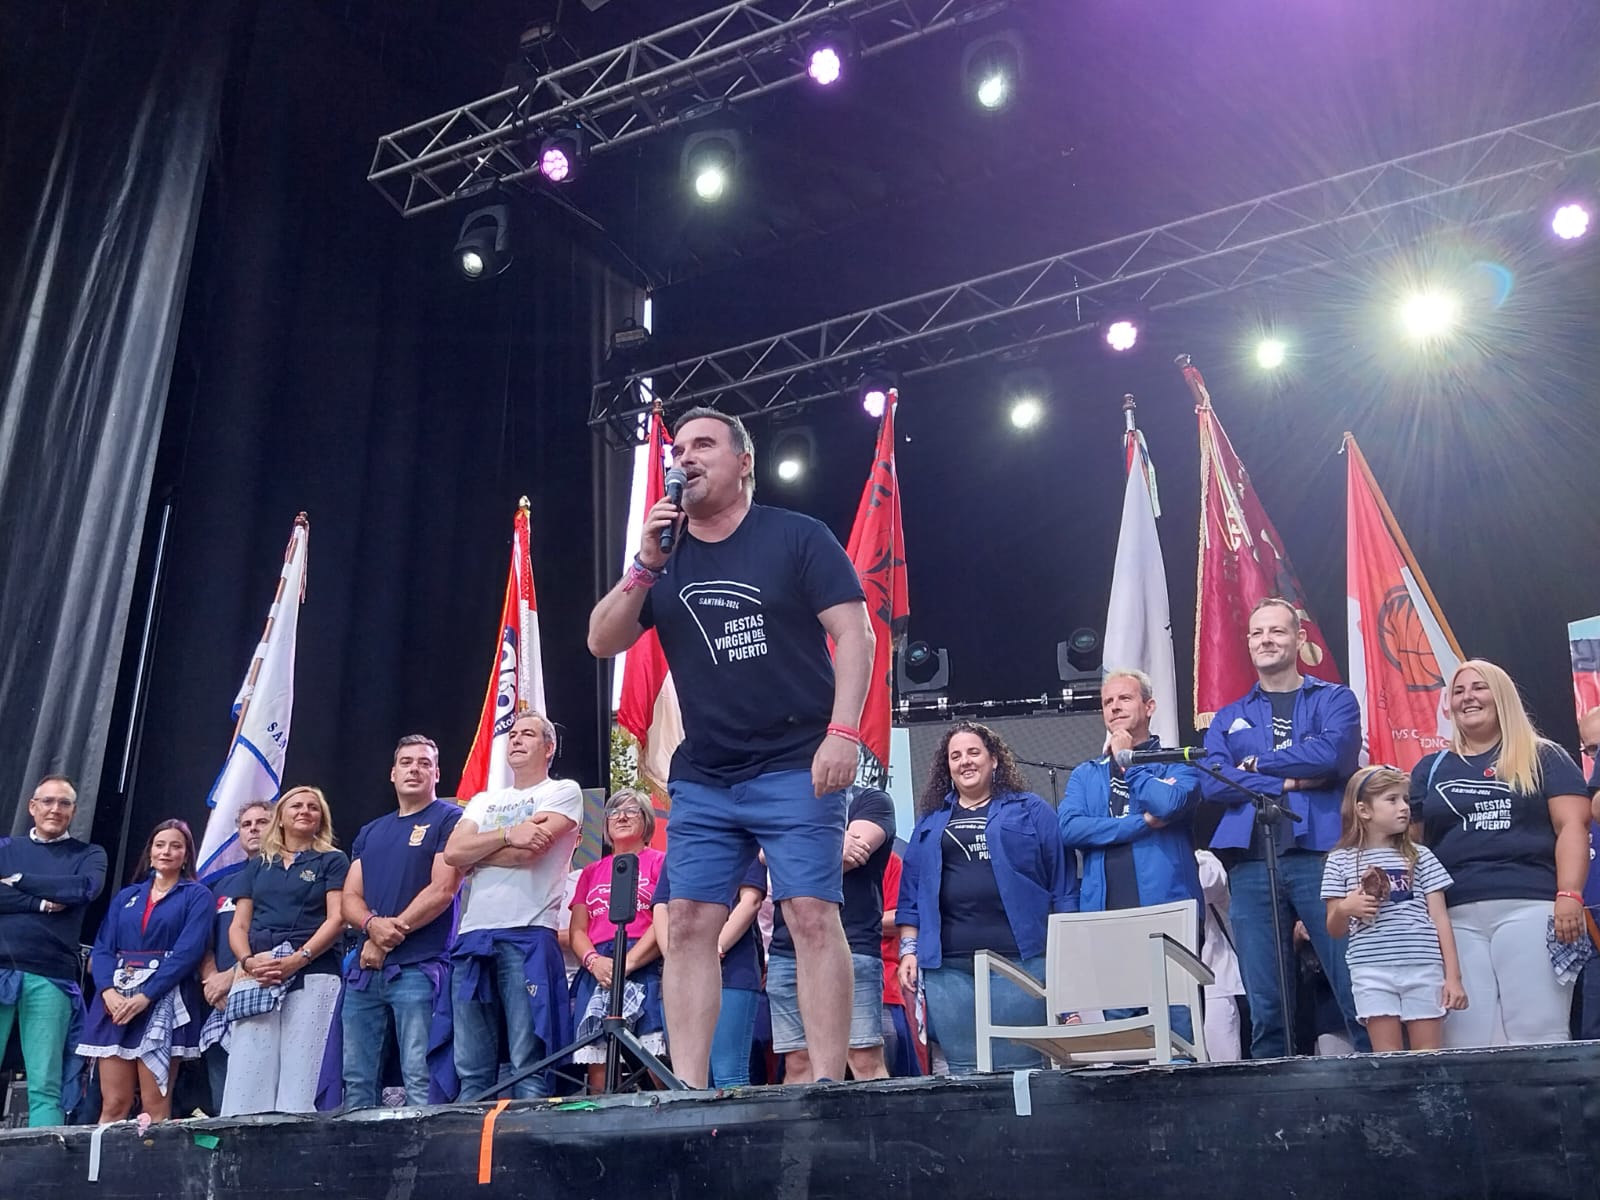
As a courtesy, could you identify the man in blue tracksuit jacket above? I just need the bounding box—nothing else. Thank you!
[1060,669,1203,1041]
[1198,597,1365,1058]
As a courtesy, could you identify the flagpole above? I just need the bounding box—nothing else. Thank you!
[1342,434,1465,659]
[227,513,310,750]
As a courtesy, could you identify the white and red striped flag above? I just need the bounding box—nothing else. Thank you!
[616,408,684,813]
[1345,434,1462,770]
[457,498,545,801]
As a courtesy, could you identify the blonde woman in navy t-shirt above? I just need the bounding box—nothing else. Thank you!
[1409,660,1590,1048]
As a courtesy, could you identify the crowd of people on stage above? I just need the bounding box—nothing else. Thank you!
[3,408,1596,1128]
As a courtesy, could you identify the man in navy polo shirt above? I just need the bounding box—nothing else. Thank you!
[340,735,463,1108]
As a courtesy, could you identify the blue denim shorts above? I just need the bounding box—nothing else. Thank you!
[767,951,884,1052]
[666,769,846,904]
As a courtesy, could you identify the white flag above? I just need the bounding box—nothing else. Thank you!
[1104,455,1180,747]
[197,517,308,878]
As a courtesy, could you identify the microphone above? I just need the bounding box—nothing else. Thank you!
[658,467,688,555]
[1113,745,1204,769]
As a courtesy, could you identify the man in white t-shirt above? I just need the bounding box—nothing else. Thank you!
[443,711,583,1098]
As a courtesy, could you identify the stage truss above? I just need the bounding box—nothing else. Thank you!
[589,100,1600,442]
[368,0,999,217]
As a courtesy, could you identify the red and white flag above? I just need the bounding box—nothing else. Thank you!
[1104,409,1179,746]
[1180,357,1340,728]
[1345,435,1462,770]
[457,498,545,802]
[840,390,910,786]
[616,409,684,807]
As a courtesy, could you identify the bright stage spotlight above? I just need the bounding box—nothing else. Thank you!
[1551,201,1591,241]
[771,427,815,484]
[1399,290,1460,341]
[802,19,856,87]
[538,130,585,184]
[682,130,741,203]
[1009,397,1044,429]
[808,46,843,86]
[855,363,898,418]
[1104,319,1139,352]
[962,31,1022,112]
[453,204,511,279]
[1255,338,1287,370]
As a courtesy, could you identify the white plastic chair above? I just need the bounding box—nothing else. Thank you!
[974,900,1212,1069]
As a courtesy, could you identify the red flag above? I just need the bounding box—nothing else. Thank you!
[1345,435,1463,770]
[616,410,682,836]
[458,499,545,801]
[840,390,910,786]
[1570,617,1600,777]
[1181,358,1339,728]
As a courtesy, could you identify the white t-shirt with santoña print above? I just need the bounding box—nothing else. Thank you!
[458,778,584,935]
[1319,844,1452,970]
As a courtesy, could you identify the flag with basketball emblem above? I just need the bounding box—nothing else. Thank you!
[839,389,910,787]
[1345,434,1463,770]
[457,498,546,802]
[1180,355,1340,727]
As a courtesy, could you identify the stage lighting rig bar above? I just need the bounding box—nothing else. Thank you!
[590,100,1600,439]
[369,0,993,217]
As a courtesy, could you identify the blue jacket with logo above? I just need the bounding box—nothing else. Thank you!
[1200,676,1361,852]
[898,789,1077,970]
[1059,754,1203,913]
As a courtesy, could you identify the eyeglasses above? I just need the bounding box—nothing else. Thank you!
[609,808,643,820]
[32,798,75,810]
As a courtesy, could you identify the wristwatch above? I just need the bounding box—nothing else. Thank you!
[298,947,313,961]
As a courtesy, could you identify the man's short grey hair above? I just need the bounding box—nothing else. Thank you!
[236,799,274,826]
[1102,667,1154,702]
[672,406,756,500]
[512,709,558,759]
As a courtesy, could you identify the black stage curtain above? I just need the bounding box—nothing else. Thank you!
[0,1,231,836]
[89,4,635,869]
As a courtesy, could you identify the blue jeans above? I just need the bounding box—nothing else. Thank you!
[1104,1005,1195,1045]
[342,965,436,1108]
[921,954,1046,1074]
[710,987,760,1087]
[1229,854,1368,1057]
[452,942,549,1100]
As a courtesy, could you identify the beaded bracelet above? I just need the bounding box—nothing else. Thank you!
[582,950,600,969]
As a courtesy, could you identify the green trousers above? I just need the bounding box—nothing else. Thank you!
[0,971,74,1126]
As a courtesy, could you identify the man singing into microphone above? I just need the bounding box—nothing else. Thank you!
[588,407,873,1088]
[1059,669,1203,1039]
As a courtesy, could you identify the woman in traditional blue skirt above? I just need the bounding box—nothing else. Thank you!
[76,820,213,1122]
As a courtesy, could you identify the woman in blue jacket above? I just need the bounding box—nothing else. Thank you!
[77,819,213,1122]
[896,722,1077,1073]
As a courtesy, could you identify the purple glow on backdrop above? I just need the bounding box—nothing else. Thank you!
[539,146,572,183]
[808,46,843,86]
[1552,203,1590,241]
[1105,320,1139,352]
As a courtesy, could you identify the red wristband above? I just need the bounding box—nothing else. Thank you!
[1556,890,1584,904]
[827,723,862,744]
[362,914,377,933]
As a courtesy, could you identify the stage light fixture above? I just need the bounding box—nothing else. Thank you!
[1255,338,1287,370]
[1551,201,1591,241]
[802,20,856,88]
[1009,397,1044,429]
[808,45,844,86]
[1399,290,1460,341]
[608,318,652,361]
[538,129,585,184]
[771,426,815,484]
[897,640,950,694]
[453,204,511,279]
[963,31,1022,112]
[1058,627,1103,685]
[856,364,898,419]
[682,130,741,203]
[1104,319,1139,352]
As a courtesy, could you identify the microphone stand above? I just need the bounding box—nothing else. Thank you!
[1012,756,1077,804]
[1187,759,1303,1056]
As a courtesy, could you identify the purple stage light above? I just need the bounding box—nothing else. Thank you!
[1552,202,1591,241]
[1105,320,1139,352]
[862,387,888,418]
[540,146,572,184]
[808,45,843,86]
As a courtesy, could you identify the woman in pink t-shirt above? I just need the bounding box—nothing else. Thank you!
[568,789,666,1092]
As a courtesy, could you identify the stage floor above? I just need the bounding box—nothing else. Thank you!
[3,1043,1597,1199]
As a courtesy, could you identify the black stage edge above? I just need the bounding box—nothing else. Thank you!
[4,1044,1598,1198]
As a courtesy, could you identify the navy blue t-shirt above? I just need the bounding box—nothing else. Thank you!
[235,849,350,974]
[208,859,250,971]
[640,504,864,786]
[351,799,463,966]
[1411,742,1588,907]
[653,858,767,991]
[939,799,1021,958]
[773,786,896,958]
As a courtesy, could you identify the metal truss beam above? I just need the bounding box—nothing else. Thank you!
[590,101,1600,440]
[369,0,993,217]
